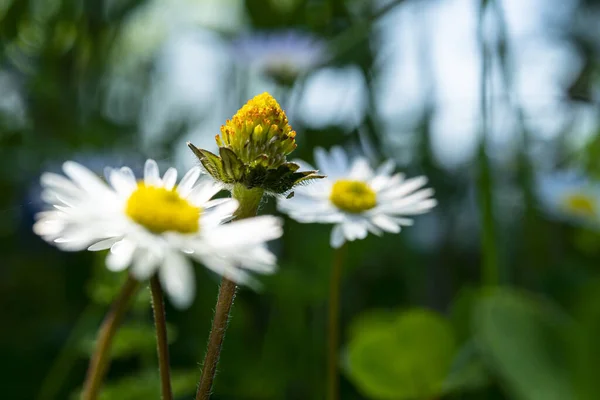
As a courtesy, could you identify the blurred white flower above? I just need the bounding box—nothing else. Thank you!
[33,159,283,307]
[536,171,600,228]
[231,30,327,83]
[278,146,437,248]
[296,66,368,131]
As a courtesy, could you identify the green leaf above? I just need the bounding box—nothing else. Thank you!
[449,286,480,344]
[346,309,398,340]
[443,340,490,393]
[71,369,198,400]
[346,308,457,400]
[571,278,600,400]
[473,289,573,400]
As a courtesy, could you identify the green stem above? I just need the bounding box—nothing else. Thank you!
[196,185,264,400]
[477,0,499,287]
[195,278,237,400]
[231,184,264,220]
[150,276,173,400]
[81,275,139,400]
[325,0,405,65]
[37,304,99,400]
[327,244,347,400]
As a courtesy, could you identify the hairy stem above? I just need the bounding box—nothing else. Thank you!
[81,275,138,400]
[195,278,238,400]
[150,276,173,400]
[195,185,264,400]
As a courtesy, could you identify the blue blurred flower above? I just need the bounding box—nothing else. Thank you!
[536,170,600,228]
[231,30,328,84]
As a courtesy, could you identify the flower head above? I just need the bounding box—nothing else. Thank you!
[232,30,327,84]
[33,159,283,308]
[218,92,296,168]
[536,171,600,228]
[189,92,323,196]
[277,147,437,248]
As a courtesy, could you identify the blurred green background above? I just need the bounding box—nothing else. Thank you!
[3,0,600,399]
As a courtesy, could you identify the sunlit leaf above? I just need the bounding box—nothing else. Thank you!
[346,308,457,400]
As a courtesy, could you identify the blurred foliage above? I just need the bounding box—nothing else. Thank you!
[2,0,600,399]
[345,308,458,400]
[473,289,573,400]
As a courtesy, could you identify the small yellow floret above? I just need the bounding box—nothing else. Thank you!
[217,92,296,165]
[330,180,377,214]
[126,183,200,234]
[561,193,596,217]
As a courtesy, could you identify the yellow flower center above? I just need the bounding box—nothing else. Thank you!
[125,183,201,234]
[330,180,377,213]
[561,193,596,217]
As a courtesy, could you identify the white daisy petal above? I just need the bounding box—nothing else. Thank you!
[349,158,373,181]
[177,167,201,197]
[314,147,348,177]
[107,240,136,271]
[315,147,333,174]
[119,167,137,186]
[187,178,223,205]
[199,254,254,286]
[392,217,414,226]
[342,220,368,241]
[371,215,401,233]
[201,199,239,229]
[109,168,137,196]
[131,251,160,280]
[330,224,346,248]
[162,167,178,191]
[144,159,161,186]
[380,176,428,200]
[205,215,283,248]
[384,198,438,215]
[41,172,81,197]
[376,159,395,177]
[159,252,195,308]
[62,161,109,195]
[330,146,349,173]
[88,237,122,251]
[203,198,233,209]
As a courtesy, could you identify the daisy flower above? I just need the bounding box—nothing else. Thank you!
[277,146,437,248]
[33,159,283,308]
[536,170,600,228]
[231,30,327,83]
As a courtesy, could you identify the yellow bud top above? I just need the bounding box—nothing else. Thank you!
[217,92,297,168]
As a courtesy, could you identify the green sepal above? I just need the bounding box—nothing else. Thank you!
[187,142,231,183]
[219,147,244,181]
[188,142,325,195]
